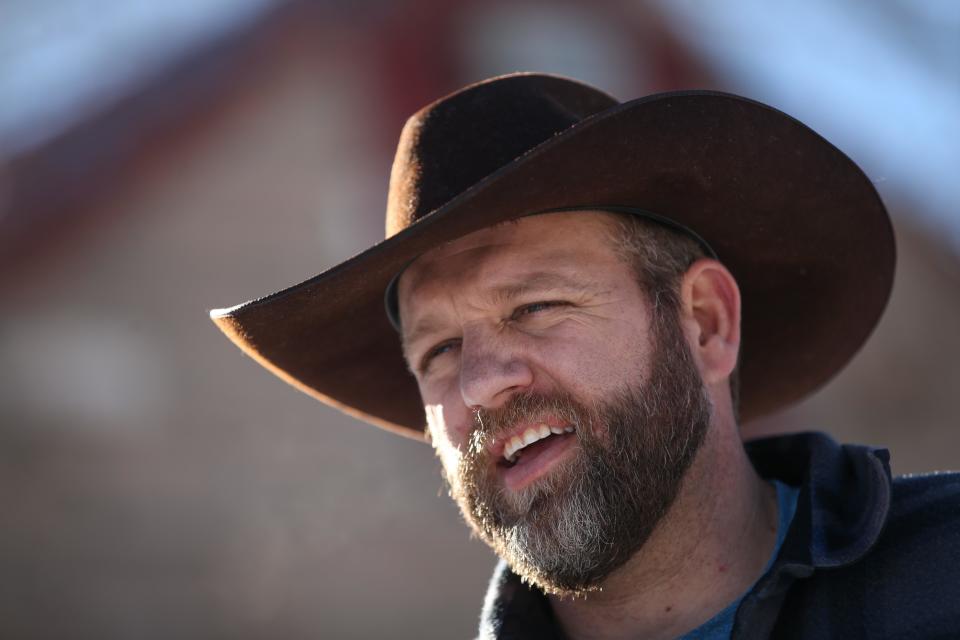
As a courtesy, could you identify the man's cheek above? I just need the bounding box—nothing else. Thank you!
[426,403,469,468]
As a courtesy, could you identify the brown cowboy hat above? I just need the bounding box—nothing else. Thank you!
[209,72,894,440]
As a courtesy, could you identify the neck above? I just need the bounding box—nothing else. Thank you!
[549,416,778,640]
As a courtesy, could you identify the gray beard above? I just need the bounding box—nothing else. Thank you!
[440,315,711,595]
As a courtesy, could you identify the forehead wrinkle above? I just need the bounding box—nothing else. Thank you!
[484,271,604,306]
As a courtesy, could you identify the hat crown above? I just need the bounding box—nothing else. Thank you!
[385,74,618,237]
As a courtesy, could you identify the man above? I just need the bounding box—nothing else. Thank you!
[210,74,960,638]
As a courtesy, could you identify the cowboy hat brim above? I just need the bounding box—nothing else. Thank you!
[210,88,894,440]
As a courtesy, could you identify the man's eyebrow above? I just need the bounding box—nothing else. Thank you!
[402,317,446,355]
[485,272,599,305]
[402,271,599,352]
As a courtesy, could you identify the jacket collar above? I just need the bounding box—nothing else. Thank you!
[744,431,892,569]
[477,431,893,640]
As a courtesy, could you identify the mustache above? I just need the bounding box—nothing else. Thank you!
[467,391,590,457]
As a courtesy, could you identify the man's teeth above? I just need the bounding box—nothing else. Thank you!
[504,424,575,462]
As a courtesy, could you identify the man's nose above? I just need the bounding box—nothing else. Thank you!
[459,329,533,410]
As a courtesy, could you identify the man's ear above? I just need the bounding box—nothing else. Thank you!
[678,258,741,384]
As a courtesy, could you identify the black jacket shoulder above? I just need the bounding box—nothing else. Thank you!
[771,470,960,639]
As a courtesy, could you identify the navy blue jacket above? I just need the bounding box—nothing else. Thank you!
[478,432,960,639]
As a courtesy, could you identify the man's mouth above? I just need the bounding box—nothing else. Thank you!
[493,424,578,492]
[502,424,575,463]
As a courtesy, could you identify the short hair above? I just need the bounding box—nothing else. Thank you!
[602,213,741,415]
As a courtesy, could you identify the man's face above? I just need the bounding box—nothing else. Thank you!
[397,212,711,595]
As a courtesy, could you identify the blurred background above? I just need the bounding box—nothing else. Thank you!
[1,0,958,637]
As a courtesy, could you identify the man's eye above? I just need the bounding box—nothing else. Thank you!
[420,340,460,372]
[513,301,564,319]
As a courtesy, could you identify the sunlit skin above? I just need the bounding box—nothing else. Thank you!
[398,211,778,640]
